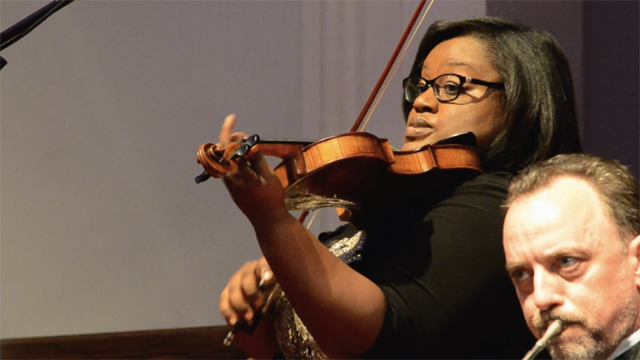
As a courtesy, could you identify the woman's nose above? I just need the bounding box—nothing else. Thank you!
[412,85,438,113]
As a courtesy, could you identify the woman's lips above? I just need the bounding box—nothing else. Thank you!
[405,117,433,139]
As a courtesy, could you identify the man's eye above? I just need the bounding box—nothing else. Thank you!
[511,269,531,281]
[559,256,578,267]
[509,268,533,293]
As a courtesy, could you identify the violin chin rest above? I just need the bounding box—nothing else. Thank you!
[434,132,476,147]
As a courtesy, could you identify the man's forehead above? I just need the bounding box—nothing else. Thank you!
[504,176,617,258]
[508,176,602,221]
[518,196,562,225]
[504,177,593,245]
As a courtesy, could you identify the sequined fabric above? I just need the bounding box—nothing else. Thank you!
[273,230,366,359]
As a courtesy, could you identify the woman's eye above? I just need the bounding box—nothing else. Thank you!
[441,82,460,95]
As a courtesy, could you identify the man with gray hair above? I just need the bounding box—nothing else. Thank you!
[503,153,640,360]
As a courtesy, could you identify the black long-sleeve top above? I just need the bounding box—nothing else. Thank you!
[318,171,536,359]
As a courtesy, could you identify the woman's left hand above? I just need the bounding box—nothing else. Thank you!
[219,114,289,226]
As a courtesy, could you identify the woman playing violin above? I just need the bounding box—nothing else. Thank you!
[217,17,582,359]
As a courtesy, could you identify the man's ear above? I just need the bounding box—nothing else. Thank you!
[629,235,640,287]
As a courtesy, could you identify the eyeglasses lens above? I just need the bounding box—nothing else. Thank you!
[404,75,462,103]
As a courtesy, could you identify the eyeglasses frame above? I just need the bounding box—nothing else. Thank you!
[402,73,505,103]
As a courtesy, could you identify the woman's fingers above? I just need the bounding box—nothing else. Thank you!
[245,150,272,178]
[230,132,248,143]
[219,286,239,326]
[241,268,266,313]
[217,113,248,148]
[219,114,237,147]
[256,257,275,285]
[219,260,271,325]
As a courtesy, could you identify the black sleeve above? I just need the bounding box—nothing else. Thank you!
[362,172,535,359]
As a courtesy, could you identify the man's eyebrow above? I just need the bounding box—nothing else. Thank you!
[505,262,526,274]
[504,249,591,273]
[545,248,590,259]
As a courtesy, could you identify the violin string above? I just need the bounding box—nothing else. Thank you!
[358,0,435,133]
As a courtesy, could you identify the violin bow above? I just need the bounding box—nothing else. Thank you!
[351,0,434,133]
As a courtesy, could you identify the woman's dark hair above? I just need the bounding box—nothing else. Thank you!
[404,17,582,173]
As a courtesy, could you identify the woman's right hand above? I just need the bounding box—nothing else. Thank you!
[219,257,280,358]
[219,257,276,328]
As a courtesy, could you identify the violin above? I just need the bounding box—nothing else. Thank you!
[195,131,482,224]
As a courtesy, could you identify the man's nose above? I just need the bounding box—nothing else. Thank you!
[532,271,564,311]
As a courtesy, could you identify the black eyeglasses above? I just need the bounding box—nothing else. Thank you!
[402,73,504,103]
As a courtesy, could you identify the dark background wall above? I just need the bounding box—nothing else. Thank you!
[582,1,639,180]
[487,0,639,180]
